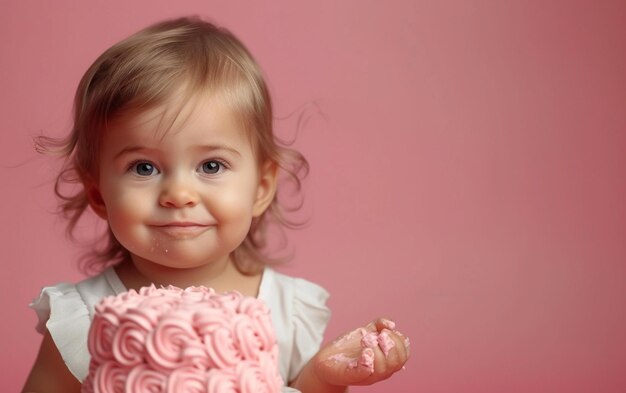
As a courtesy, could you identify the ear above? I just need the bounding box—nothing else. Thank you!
[252,160,279,217]
[85,180,108,220]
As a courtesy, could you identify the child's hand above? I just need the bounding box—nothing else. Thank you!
[313,318,410,387]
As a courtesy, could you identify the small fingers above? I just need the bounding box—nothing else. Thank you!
[380,329,410,372]
[374,317,397,332]
[364,323,411,381]
[316,347,378,386]
[363,318,410,364]
[369,317,410,360]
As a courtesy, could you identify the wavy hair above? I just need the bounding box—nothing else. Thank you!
[36,16,308,274]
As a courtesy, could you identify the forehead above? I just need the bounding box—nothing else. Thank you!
[104,93,252,150]
[98,97,256,168]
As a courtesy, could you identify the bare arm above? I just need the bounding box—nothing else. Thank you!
[22,330,81,393]
[290,359,348,393]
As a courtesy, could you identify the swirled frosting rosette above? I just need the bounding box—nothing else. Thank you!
[81,285,283,393]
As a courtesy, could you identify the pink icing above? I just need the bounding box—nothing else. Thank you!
[166,367,207,393]
[237,359,277,393]
[145,311,202,372]
[377,330,395,357]
[125,364,167,392]
[334,327,362,347]
[111,319,147,367]
[328,348,375,375]
[328,353,358,369]
[93,362,127,393]
[206,369,238,393]
[88,312,119,365]
[360,330,379,349]
[403,335,411,356]
[328,321,407,376]
[204,325,242,369]
[359,347,375,374]
[81,286,282,393]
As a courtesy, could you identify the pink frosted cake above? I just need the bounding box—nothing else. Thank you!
[81,285,283,393]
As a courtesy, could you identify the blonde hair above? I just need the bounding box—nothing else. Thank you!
[37,16,308,274]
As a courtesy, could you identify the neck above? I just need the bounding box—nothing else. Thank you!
[116,255,236,292]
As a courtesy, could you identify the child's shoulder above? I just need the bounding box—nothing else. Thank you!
[30,267,121,330]
[261,267,330,321]
[262,267,329,302]
[27,269,120,382]
[261,268,332,382]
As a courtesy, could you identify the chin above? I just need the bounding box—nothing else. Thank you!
[153,253,226,270]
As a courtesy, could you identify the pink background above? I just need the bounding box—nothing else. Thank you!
[2,1,626,391]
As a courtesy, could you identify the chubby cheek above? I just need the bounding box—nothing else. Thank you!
[102,186,155,245]
[208,188,255,237]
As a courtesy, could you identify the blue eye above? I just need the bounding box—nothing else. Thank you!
[201,160,223,174]
[130,161,158,176]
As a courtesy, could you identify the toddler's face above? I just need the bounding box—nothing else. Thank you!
[90,94,271,270]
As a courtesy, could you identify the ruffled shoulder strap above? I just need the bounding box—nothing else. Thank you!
[289,276,331,381]
[260,269,331,383]
[30,283,92,381]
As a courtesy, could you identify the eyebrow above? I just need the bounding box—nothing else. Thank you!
[113,146,156,160]
[114,144,242,159]
[194,144,242,157]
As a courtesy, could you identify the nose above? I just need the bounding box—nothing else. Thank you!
[158,174,199,208]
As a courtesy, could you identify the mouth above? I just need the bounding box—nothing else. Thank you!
[150,222,213,238]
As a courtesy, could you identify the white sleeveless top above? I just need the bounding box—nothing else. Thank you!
[31,267,330,389]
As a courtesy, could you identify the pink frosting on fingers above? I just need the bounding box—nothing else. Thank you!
[326,321,410,379]
[403,335,411,356]
[328,348,374,374]
[361,330,378,349]
[378,330,396,357]
[359,347,375,375]
[328,353,358,369]
[332,327,365,349]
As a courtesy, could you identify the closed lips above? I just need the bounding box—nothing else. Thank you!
[156,222,211,227]
[151,222,213,237]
